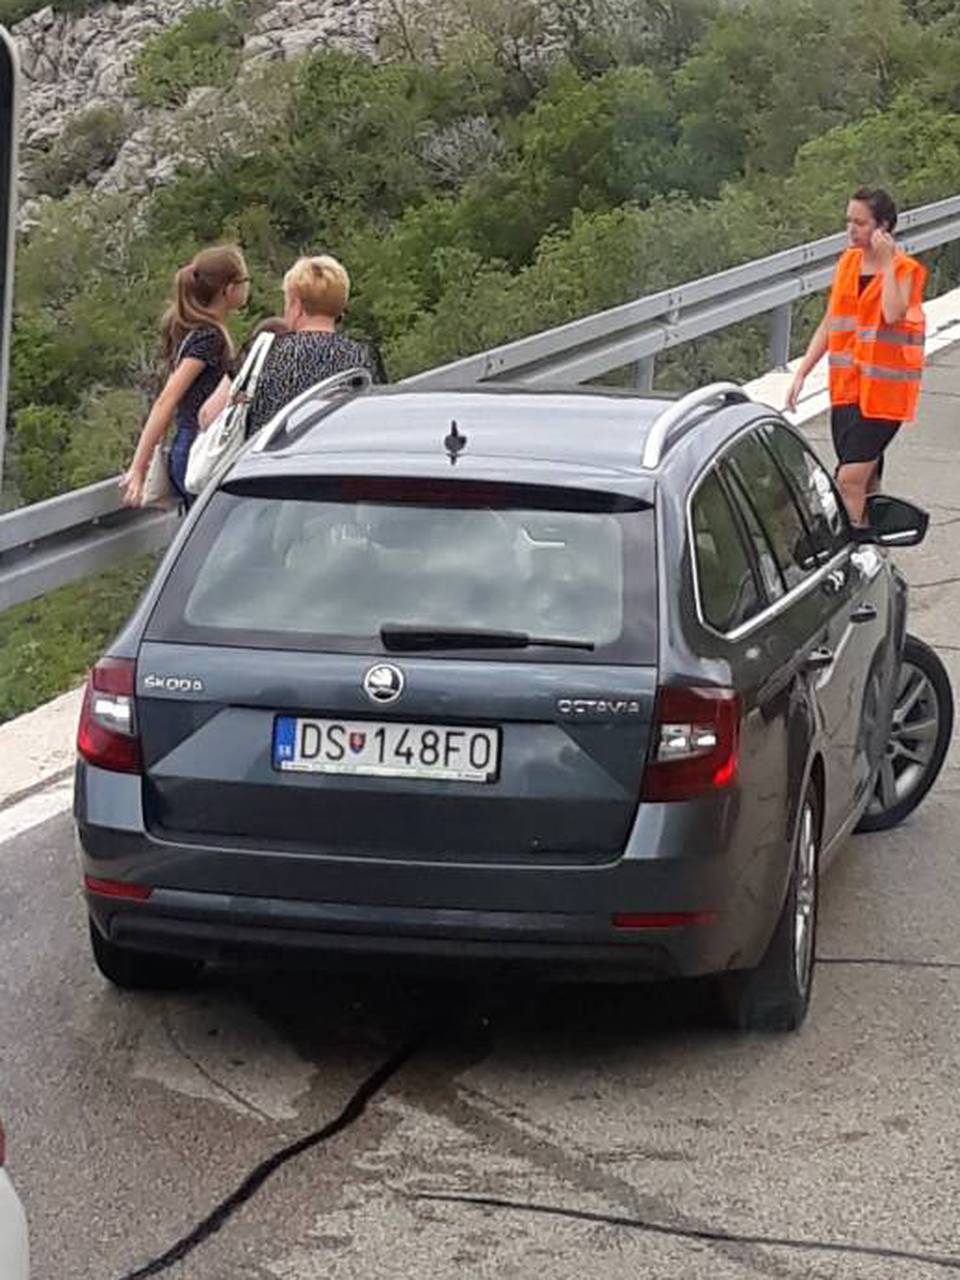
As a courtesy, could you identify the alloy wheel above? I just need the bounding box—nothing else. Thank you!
[866,658,940,820]
[793,799,817,995]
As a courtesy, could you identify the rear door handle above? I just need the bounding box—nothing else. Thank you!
[804,647,834,671]
[851,604,878,624]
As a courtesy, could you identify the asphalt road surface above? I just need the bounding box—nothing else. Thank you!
[3,358,960,1280]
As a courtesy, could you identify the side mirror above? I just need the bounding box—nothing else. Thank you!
[857,495,929,547]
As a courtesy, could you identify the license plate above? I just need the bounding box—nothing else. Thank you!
[272,716,500,783]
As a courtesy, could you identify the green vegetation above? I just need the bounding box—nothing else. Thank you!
[133,6,246,106]
[32,105,128,199]
[0,555,158,724]
[11,0,960,505]
[6,0,960,717]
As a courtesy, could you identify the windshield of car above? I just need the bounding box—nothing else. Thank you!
[146,485,658,664]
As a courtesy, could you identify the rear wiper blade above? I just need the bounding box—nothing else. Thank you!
[380,624,595,652]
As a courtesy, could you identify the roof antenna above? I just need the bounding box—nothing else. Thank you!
[444,420,467,466]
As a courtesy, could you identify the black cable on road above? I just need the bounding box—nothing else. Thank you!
[414,1191,960,1273]
[117,1033,425,1280]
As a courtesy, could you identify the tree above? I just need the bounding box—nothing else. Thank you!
[674,0,919,192]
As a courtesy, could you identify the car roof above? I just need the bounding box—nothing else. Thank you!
[228,386,677,493]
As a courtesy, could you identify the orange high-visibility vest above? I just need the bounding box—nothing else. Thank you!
[827,247,926,422]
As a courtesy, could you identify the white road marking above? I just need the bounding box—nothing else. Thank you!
[0,780,73,845]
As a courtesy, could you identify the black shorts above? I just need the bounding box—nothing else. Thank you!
[831,405,900,475]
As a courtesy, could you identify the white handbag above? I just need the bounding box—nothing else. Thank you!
[138,334,187,509]
[185,331,276,495]
[140,441,175,508]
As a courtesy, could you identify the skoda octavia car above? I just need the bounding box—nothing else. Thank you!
[74,378,952,1030]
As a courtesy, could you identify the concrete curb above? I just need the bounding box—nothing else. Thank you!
[0,685,82,811]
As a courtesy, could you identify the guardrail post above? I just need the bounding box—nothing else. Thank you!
[768,303,793,369]
[634,356,655,392]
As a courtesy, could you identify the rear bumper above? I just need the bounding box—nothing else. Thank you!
[76,759,784,982]
[83,867,750,983]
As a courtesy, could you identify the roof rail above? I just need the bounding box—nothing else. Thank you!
[641,382,749,470]
[251,366,374,453]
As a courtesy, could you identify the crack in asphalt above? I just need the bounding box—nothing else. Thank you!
[912,388,960,401]
[412,1191,960,1272]
[110,963,959,1277]
[160,1007,277,1125]
[115,1033,426,1279]
[910,576,960,590]
[406,1070,805,1280]
[819,956,960,971]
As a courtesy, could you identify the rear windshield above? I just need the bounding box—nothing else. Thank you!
[146,485,657,663]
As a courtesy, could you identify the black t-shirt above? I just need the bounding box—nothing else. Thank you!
[175,327,229,433]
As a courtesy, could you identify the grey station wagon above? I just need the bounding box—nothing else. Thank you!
[74,377,953,1030]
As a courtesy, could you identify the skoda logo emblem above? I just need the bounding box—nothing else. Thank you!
[363,663,405,705]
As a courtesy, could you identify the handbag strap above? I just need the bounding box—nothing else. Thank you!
[228,332,276,407]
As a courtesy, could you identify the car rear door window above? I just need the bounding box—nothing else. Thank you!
[720,462,786,601]
[761,422,850,562]
[691,470,762,632]
[726,432,817,590]
[146,482,658,664]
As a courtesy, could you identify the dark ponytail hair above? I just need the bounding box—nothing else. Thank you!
[852,186,898,232]
[161,244,247,367]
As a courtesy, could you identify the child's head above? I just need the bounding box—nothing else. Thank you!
[237,316,289,368]
[251,316,290,340]
[162,244,249,363]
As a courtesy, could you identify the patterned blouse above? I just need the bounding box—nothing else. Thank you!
[245,331,386,436]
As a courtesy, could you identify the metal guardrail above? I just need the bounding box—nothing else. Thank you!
[3,191,960,613]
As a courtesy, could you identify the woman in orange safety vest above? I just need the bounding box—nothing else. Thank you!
[786,187,926,525]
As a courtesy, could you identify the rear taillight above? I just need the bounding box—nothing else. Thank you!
[77,657,141,773]
[642,686,740,802]
[612,911,718,929]
[84,875,152,901]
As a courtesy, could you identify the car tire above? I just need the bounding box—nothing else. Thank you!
[855,634,953,834]
[89,918,202,991]
[719,780,820,1033]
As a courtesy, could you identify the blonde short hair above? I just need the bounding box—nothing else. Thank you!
[283,255,350,318]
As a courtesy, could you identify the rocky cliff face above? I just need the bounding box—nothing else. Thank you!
[13,0,383,214]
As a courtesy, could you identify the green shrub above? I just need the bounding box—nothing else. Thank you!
[0,0,44,25]
[10,388,144,504]
[0,554,159,725]
[133,6,245,107]
[11,403,73,504]
[32,105,128,198]
[62,388,143,489]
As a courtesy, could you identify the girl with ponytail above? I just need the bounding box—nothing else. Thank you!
[120,245,250,508]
